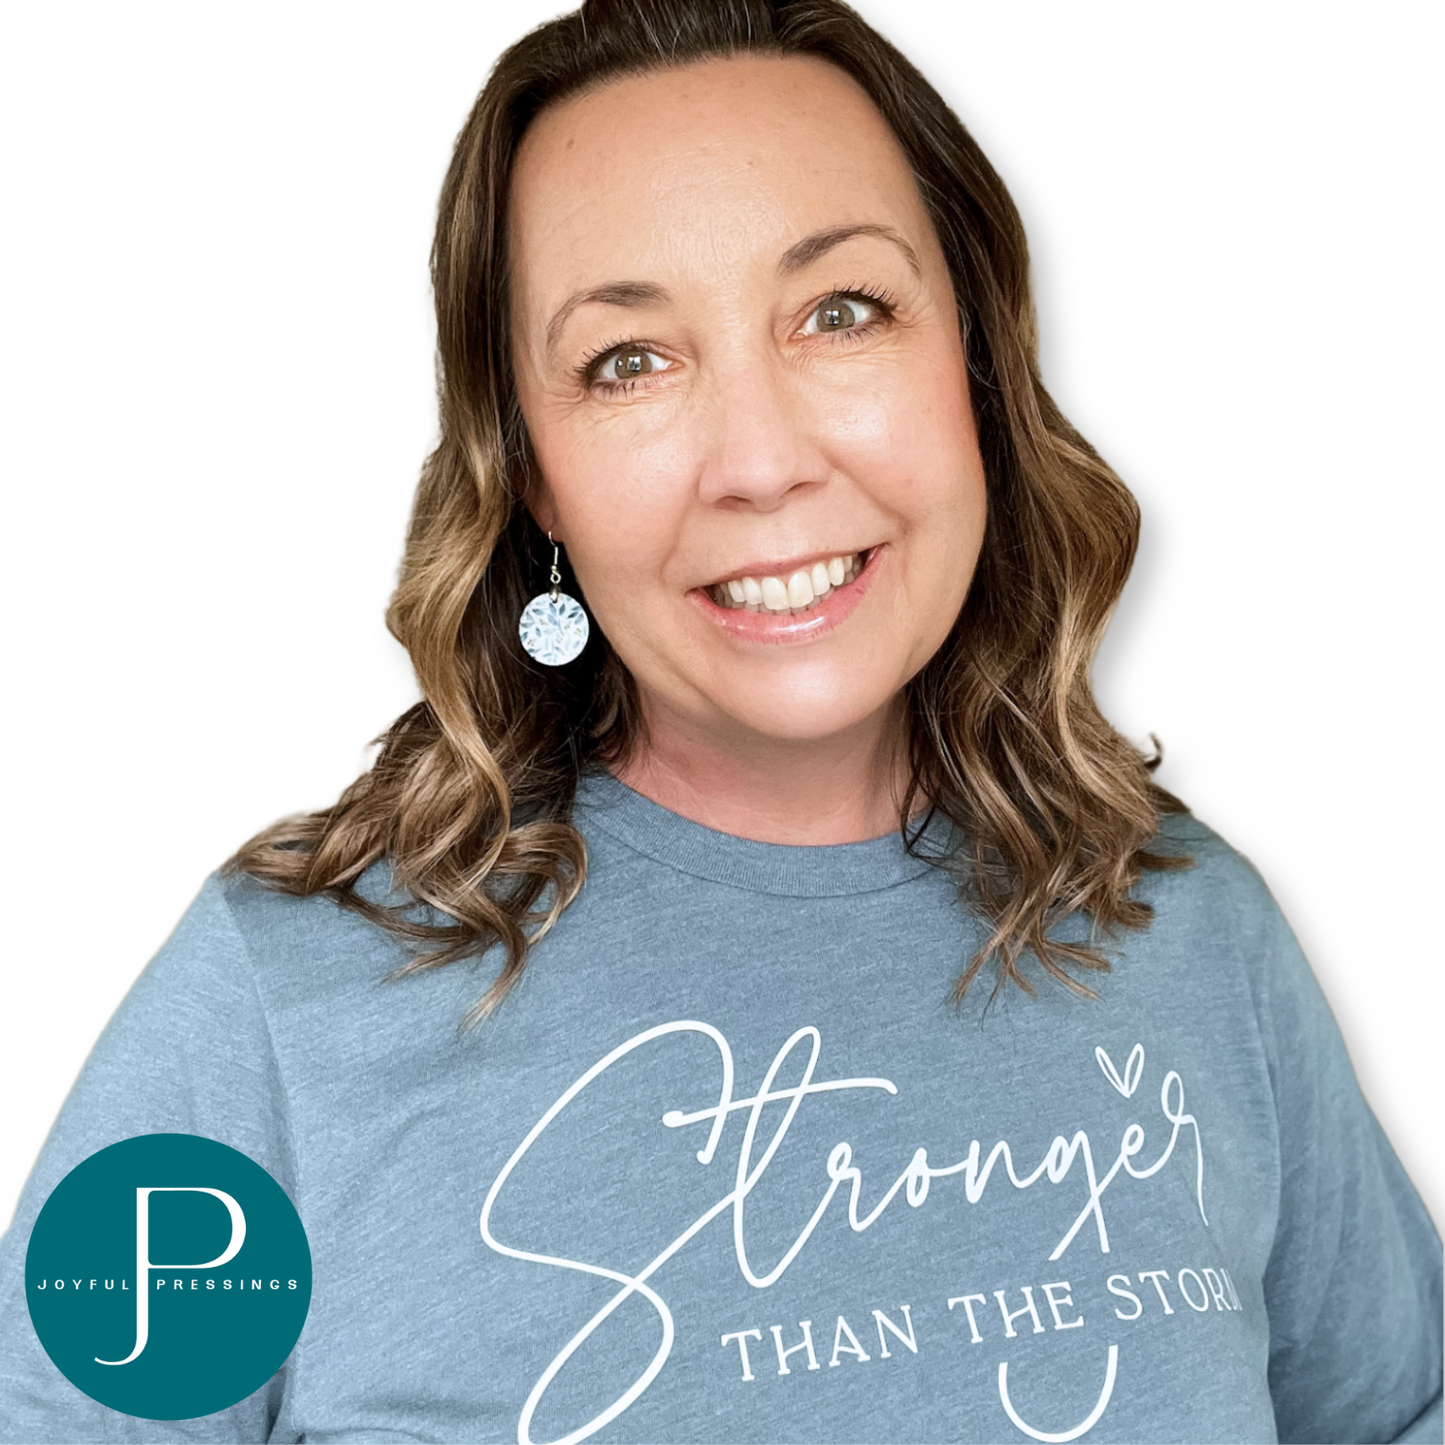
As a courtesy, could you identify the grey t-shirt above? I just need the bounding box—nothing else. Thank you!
[2,774,1441,1443]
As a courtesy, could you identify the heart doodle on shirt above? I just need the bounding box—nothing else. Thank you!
[1095,1043,1145,1098]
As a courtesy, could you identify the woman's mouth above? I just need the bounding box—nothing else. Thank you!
[692,547,882,645]
[705,550,867,616]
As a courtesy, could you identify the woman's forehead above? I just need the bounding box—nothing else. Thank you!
[507,53,933,312]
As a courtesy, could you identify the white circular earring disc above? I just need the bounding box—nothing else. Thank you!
[518,591,590,666]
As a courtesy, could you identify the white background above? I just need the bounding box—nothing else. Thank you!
[2,2,1440,1234]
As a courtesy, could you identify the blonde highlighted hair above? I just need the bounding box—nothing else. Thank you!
[229,0,1187,1023]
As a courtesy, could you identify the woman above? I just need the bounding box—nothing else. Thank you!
[2,1,1439,1442]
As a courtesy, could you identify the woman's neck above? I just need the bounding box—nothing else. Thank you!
[612,700,910,845]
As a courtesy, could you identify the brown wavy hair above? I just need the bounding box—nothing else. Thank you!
[228,0,1188,1024]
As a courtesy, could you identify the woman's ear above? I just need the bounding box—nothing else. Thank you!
[515,436,561,542]
[520,486,559,541]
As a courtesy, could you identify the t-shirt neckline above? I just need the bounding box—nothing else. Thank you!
[574,769,954,897]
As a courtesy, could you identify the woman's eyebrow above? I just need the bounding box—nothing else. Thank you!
[777,223,922,277]
[545,281,670,356]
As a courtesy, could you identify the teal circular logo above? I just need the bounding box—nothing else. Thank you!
[25,1133,311,1420]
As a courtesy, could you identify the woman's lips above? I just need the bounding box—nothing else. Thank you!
[690,546,882,642]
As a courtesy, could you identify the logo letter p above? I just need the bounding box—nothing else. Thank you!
[96,1187,246,1366]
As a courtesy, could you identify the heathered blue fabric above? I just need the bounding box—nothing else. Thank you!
[1,774,1440,1444]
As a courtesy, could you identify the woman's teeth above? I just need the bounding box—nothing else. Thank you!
[707,551,864,613]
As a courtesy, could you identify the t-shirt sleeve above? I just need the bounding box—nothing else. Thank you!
[1254,892,1443,1444]
[0,875,298,1444]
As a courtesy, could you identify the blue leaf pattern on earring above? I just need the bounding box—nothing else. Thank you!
[519,533,589,665]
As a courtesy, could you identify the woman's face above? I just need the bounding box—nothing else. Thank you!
[509,54,986,753]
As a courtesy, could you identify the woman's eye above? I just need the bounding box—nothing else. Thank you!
[597,346,671,383]
[801,294,878,336]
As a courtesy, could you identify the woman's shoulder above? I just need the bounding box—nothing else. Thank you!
[175,862,482,1042]
[182,861,416,988]
[1123,807,1313,1016]
[213,855,397,918]
[1141,807,1282,923]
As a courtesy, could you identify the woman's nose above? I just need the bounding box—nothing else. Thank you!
[693,355,829,511]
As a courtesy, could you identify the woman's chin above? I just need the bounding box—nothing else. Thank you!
[686,675,905,751]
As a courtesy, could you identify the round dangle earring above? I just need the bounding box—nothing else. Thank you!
[518,532,590,666]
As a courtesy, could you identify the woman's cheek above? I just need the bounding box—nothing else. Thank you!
[816,382,940,507]
[818,388,894,456]
[570,427,698,534]
[555,447,695,615]
[868,358,983,514]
